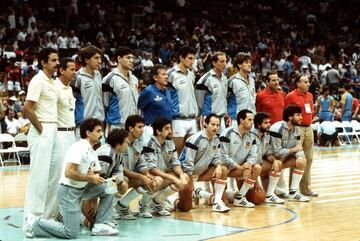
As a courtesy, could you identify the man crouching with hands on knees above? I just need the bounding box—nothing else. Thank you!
[167,113,230,213]
[23,118,119,239]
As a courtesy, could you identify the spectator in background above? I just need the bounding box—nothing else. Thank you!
[316,85,335,121]
[4,107,20,136]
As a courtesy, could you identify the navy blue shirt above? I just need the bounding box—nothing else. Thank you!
[138,84,173,125]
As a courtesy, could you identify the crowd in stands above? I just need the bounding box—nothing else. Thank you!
[0,0,359,145]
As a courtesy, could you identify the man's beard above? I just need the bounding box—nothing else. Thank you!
[291,119,300,126]
[259,127,268,133]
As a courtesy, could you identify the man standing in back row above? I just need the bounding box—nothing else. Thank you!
[167,45,198,154]
[22,47,60,228]
[285,74,318,197]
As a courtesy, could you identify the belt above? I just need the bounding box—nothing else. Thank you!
[40,121,57,124]
[174,115,196,120]
[58,127,75,131]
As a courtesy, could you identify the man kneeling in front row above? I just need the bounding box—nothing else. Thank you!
[24,118,119,238]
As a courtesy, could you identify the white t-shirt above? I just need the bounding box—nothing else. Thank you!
[57,36,68,49]
[59,139,101,188]
[5,117,20,135]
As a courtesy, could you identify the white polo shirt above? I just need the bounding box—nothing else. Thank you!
[26,70,58,122]
[55,78,75,128]
[59,139,101,188]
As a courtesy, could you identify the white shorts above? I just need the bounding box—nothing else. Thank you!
[172,119,197,137]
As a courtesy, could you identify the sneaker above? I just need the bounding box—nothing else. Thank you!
[91,223,119,236]
[104,221,117,229]
[192,190,200,206]
[24,213,39,238]
[138,202,153,218]
[163,200,175,212]
[265,194,286,204]
[288,191,310,202]
[212,201,230,213]
[233,196,255,208]
[151,200,172,216]
[114,202,137,220]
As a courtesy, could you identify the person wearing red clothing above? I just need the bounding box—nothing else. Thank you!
[256,70,285,124]
[285,74,318,197]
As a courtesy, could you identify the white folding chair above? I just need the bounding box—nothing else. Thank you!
[342,121,358,143]
[350,120,360,141]
[333,121,348,145]
[0,134,22,166]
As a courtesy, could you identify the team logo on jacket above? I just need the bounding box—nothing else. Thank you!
[154,95,163,101]
[134,152,140,160]
[245,142,251,149]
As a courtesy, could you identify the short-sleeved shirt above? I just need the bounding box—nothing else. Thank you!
[26,70,58,122]
[55,78,75,128]
[256,87,285,124]
[59,139,101,188]
[285,89,314,126]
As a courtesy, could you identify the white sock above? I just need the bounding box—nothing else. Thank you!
[197,188,214,204]
[202,181,212,192]
[290,169,304,193]
[167,193,179,208]
[213,179,227,204]
[119,187,145,207]
[154,184,178,204]
[266,172,281,197]
[236,178,255,198]
[140,192,153,206]
[226,190,237,203]
[227,177,237,191]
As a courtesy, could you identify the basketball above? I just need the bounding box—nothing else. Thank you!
[246,187,266,205]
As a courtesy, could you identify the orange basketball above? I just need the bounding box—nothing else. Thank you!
[246,187,266,205]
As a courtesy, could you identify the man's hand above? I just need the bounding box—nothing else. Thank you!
[89,173,105,185]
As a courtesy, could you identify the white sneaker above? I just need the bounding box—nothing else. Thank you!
[265,194,286,204]
[288,191,310,202]
[151,200,172,216]
[212,201,230,212]
[163,200,175,212]
[91,223,119,236]
[234,196,255,208]
[23,213,39,238]
[138,202,153,218]
[114,202,137,220]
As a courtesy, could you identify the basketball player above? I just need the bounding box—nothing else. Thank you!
[220,109,262,208]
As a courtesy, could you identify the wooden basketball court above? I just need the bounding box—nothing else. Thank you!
[0,145,359,240]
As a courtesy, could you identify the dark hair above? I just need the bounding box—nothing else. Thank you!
[178,45,196,60]
[152,116,171,135]
[283,105,302,121]
[57,57,75,76]
[344,84,352,91]
[233,52,251,70]
[125,115,145,131]
[254,112,270,127]
[80,45,102,66]
[150,64,167,84]
[266,70,278,81]
[106,129,129,148]
[211,52,226,67]
[80,118,102,138]
[294,74,307,85]
[37,47,58,70]
[204,113,220,125]
[322,85,330,93]
[114,46,133,59]
[237,109,253,123]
